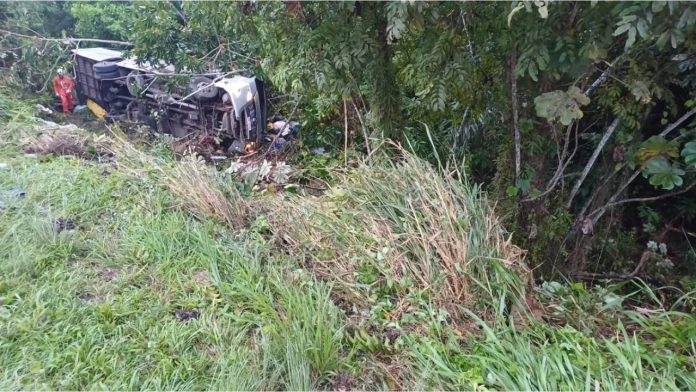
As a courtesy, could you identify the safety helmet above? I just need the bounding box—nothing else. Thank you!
[57,68,65,75]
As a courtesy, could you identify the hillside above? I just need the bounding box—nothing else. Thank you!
[2,1,696,389]
[1,95,694,389]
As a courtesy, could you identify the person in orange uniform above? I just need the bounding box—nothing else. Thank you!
[53,68,75,113]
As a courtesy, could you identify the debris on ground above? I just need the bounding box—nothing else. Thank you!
[23,125,109,159]
[172,133,221,161]
[53,217,77,233]
[73,105,88,113]
[24,128,88,156]
[225,158,293,186]
[33,104,54,116]
[4,188,26,198]
[265,114,301,153]
[270,119,300,137]
[311,147,326,155]
[38,118,78,131]
[174,309,200,322]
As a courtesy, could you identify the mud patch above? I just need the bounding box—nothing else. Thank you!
[330,373,356,392]
[95,266,121,282]
[77,292,96,302]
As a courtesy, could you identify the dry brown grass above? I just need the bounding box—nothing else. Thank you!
[108,136,249,229]
[266,146,530,324]
[23,127,89,156]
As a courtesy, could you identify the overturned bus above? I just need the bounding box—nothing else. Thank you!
[71,47,266,153]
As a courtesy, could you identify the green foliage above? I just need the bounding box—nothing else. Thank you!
[3,88,696,390]
[0,2,72,91]
[68,1,133,41]
[0,114,347,390]
[681,141,696,168]
[534,86,590,125]
[412,282,696,390]
[636,136,680,168]
[642,156,685,190]
[613,2,696,51]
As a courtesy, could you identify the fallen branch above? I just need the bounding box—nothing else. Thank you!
[566,117,621,208]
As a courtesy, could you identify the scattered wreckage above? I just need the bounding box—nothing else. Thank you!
[66,47,306,191]
[71,47,267,154]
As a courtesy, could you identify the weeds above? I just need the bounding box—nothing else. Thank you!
[271,146,529,327]
[2,106,696,390]
[22,127,89,157]
[108,135,249,230]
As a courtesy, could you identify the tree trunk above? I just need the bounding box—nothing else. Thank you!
[368,2,400,141]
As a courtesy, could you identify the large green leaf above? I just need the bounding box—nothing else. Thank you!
[643,156,685,190]
[636,136,680,168]
[682,141,696,168]
[534,86,590,126]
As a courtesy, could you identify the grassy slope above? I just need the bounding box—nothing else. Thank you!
[0,96,695,390]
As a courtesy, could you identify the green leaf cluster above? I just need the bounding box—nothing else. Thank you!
[534,86,590,126]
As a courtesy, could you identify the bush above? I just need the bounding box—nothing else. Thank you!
[269,144,530,327]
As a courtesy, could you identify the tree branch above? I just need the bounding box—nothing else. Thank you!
[599,179,696,210]
[460,8,476,60]
[520,58,618,204]
[567,117,621,208]
[510,47,521,186]
[584,56,621,97]
[350,98,372,157]
[588,107,696,224]
[657,107,696,138]
[0,28,132,46]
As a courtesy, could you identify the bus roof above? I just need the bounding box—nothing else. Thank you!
[72,48,123,62]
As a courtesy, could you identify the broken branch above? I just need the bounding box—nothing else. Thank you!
[567,117,621,208]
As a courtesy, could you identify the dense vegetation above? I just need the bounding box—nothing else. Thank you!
[1,1,696,389]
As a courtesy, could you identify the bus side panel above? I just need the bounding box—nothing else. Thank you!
[74,56,103,104]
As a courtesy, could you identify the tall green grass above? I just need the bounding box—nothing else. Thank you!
[2,103,696,390]
[0,133,346,389]
[411,311,696,390]
[270,146,530,328]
